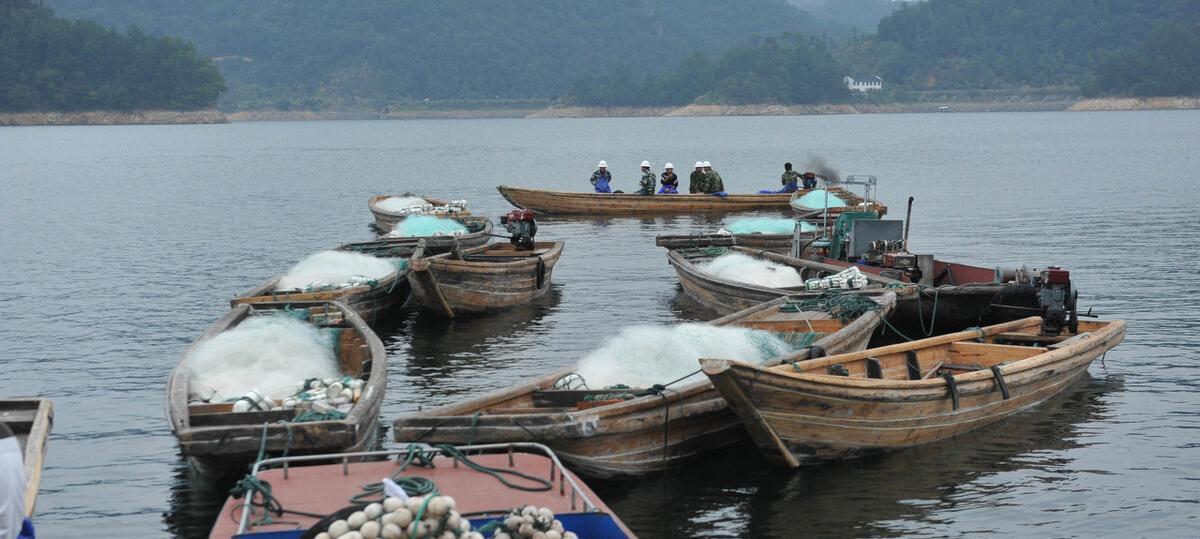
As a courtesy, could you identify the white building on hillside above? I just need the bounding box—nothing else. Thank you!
[844,75,883,92]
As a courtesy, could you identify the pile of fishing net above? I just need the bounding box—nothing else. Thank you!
[791,189,847,209]
[386,215,469,238]
[573,323,796,388]
[718,217,816,235]
[377,196,469,216]
[699,252,804,288]
[186,315,341,403]
[275,251,402,292]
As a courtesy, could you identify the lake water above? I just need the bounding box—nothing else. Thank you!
[1,111,1198,538]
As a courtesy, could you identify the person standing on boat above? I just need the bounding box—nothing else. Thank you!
[659,163,679,194]
[0,422,31,539]
[703,161,725,193]
[689,161,707,193]
[781,163,801,192]
[637,161,656,195]
[589,160,613,193]
[802,171,819,190]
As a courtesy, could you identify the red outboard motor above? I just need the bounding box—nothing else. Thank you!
[500,209,537,250]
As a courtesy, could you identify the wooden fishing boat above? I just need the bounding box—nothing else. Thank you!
[368,194,468,233]
[392,292,895,477]
[407,240,564,318]
[789,188,888,218]
[208,442,635,539]
[655,223,822,255]
[701,316,1125,466]
[0,398,52,517]
[339,215,494,259]
[231,256,409,327]
[167,301,387,464]
[497,185,801,215]
[666,246,1032,336]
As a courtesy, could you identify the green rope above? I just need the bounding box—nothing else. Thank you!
[291,409,347,422]
[702,246,728,257]
[780,290,883,323]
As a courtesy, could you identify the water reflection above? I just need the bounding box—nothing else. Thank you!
[594,374,1123,538]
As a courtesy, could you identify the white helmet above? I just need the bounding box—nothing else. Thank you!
[702,161,711,167]
[598,160,607,167]
[640,160,651,168]
[694,161,703,168]
[664,163,674,169]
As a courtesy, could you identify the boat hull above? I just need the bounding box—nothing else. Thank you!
[667,247,1024,336]
[408,241,564,318]
[497,185,794,215]
[231,269,410,327]
[703,318,1126,466]
[0,398,53,517]
[368,195,463,232]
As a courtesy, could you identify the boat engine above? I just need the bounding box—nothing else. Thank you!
[1034,267,1078,335]
[500,209,537,250]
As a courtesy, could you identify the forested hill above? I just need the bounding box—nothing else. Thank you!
[46,0,832,110]
[871,0,1200,92]
[0,0,223,112]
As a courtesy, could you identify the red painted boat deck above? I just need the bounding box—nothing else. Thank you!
[210,450,633,538]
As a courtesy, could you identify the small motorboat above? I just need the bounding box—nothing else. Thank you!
[208,442,637,538]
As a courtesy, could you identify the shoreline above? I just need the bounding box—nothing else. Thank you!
[2,97,1195,126]
[0,109,227,126]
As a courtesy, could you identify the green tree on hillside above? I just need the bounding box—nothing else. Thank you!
[0,0,224,112]
[1083,22,1200,97]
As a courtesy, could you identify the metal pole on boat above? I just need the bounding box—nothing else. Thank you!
[903,196,914,250]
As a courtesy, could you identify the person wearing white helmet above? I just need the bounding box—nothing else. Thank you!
[637,160,656,195]
[589,160,613,193]
[702,161,725,193]
[658,163,679,194]
[689,161,706,193]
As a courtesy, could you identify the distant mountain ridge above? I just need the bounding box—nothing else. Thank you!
[45,0,835,110]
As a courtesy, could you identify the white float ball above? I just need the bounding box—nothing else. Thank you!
[381,523,403,539]
[383,497,403,512]
[328,520,350,537]
[360,520,381,539]
[391,508,414,528]
[347,511,368,530]
[365,503,384,520]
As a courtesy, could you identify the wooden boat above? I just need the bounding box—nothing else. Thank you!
[368,194,469,233]
[655,222,822,255]
[339,215,494,259]
[391,292,895,477]
[701,316,1125,466]
[407,240,564,318]
[209,442,636,538]
[0,398,52,517]
[167,301,387,464]
[666,246,1031,336]
[789,188,888,218]
[497,185,799,215]
[231,255,409,327]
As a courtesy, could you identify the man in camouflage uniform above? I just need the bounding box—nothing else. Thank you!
[689,161,707,193]
[589,160,613,193]
[780,162,802,192]
[637,161,656,195]
[703,161,724,193]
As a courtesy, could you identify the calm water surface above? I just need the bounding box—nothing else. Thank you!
[1,111,1197,538]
